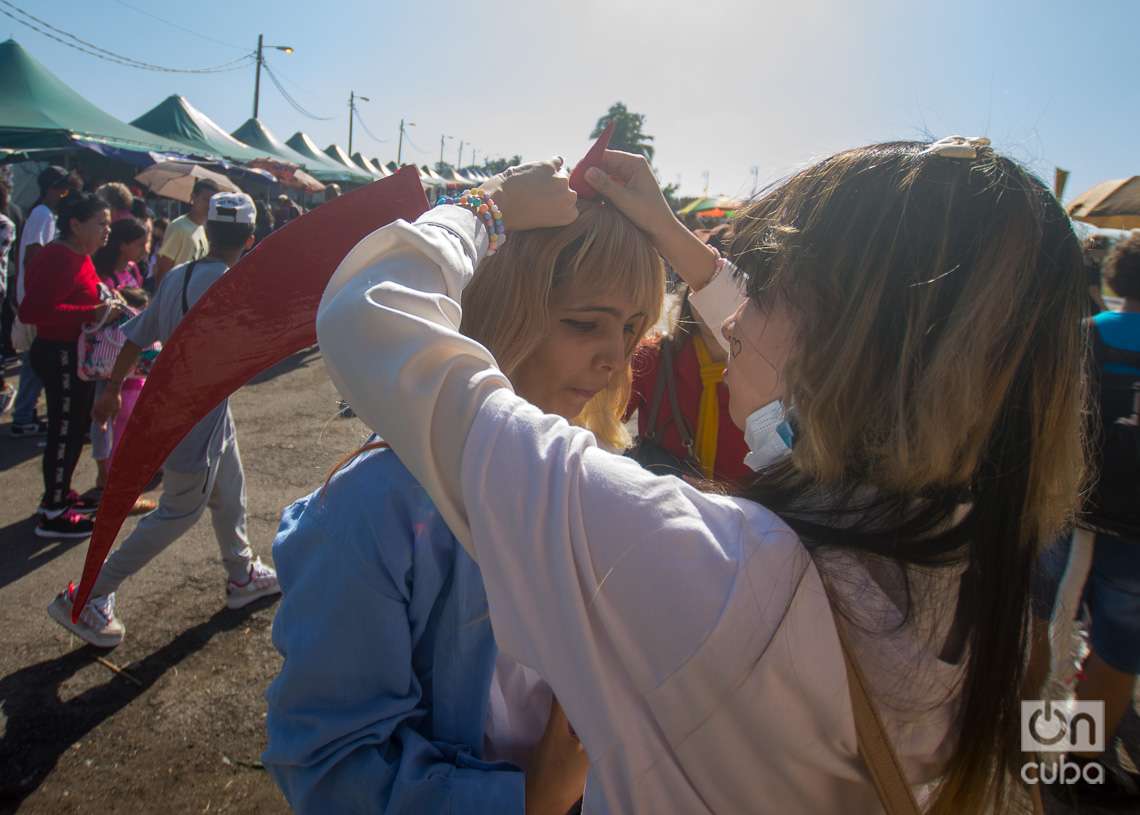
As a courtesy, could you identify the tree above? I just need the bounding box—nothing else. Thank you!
[591,102,654,161]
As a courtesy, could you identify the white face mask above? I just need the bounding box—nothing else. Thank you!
[742,399,795,472]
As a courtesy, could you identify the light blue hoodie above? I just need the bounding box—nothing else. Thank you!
[263,446,525,814]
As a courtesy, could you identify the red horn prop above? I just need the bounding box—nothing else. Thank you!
[73,167,429,619]
[568,121,615,200]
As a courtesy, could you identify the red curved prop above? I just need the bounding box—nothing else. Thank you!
[74,167,429,619]
[568,121,615,200]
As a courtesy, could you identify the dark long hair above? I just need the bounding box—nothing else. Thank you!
[728,142,1088,812]
[92,217,147,280]
[56,192,108,240]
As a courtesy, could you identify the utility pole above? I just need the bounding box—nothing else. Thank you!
[253,34,263,119]
[702,170,710,196]
[348,91,370,155]
[457,140,464,169]
[750,165,759,196]
[471,148,478,168]
[439,133,453,168]
[397,119,415,165]
[252,35,293,119]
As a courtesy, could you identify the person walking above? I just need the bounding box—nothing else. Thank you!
[10,166,78,437]
[48,192,279,648]
[18,192,117,538]
[152,178,218,285]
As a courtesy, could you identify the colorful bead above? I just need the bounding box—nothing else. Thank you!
[432,186,507,254]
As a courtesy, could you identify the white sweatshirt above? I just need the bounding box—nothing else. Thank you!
[316,206,962,814]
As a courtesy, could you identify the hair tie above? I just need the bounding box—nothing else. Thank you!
[921,135,992,160]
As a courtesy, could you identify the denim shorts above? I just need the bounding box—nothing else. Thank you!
[1033,531,1140,674]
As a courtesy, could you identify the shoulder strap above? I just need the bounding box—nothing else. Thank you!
[643,339,671,441]
[181,259,200,316]
[831,611,922,815]
[661,339,696,458]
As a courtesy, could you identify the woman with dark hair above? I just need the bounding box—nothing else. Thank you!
[92,218,148,290]
[19,192,122,538]
[88,217,155,514]
[315,142,1088,813]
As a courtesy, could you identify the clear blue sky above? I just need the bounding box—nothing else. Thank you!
[8,0,1138,200]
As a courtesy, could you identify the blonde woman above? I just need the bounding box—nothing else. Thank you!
[316,146,1088,814]
[263,199,665,815]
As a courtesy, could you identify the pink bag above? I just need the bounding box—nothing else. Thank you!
[77,307,137,382]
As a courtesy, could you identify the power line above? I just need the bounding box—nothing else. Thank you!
[111,0,247,52]
[1,1,254,73]
[262,62,333,121]
[353,107,388,144]
[401,130,431,156]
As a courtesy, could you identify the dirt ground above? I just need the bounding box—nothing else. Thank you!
[0,348,364,814]
[1,347,1138,814]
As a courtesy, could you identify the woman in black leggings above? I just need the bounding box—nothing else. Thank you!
[19,192,119,538]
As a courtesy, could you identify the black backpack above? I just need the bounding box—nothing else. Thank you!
[1084,318,1140,538]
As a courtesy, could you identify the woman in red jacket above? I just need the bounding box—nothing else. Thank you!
[19,192,120,539]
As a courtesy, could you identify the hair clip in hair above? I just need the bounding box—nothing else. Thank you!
[921,135,992,160]
[568,121,616,200]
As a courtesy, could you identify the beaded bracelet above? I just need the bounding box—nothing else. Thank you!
[435,188,506,254]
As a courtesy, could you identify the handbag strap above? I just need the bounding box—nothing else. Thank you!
[831,610,923,815]
[644,337,697,457]
[181,259,201,316]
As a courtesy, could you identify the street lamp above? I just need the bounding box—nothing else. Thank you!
[439,134,454,168]
[348,91,370,155]
[397,119,416,165]
[253,34,294,119]
[457,139,465,170]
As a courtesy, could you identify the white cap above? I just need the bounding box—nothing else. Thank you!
[208,192,256,226]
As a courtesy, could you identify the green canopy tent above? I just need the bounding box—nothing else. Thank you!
[0,39,194,160]
[231,118,328,175]
[132,95,272,165]
[351,151,383,178]
[323,143,372,178]
[285,131,370,184]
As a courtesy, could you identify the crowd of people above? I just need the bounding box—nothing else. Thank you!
[1,138,1139,813]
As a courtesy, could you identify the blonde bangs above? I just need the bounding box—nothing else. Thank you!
[461,201,664,451]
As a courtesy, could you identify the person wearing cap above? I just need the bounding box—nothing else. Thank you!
[9,165,79,437]
[47,192,280,648]
[153,178,219,285]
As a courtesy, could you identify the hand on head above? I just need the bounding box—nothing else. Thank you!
[484,158,578,233]
[583,150,677,239]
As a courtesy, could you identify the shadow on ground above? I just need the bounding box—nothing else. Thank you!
[0,596,278,811]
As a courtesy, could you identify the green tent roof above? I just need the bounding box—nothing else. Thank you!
[324,143,370,175]
[0,39,192,155]
[132,96,271,164]
[350,151,382,177]
[231,118,322,170]
[285,131,371,183]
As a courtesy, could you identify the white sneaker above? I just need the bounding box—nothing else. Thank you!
[226,558,281,609]
[47,583,125,648]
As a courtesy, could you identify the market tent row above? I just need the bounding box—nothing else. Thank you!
[0,39,192,160]
[285,131,372,184]
[352,151,388,178]
[323,143,372,178]
[132,95,272,165]
[1068,177,1140,230]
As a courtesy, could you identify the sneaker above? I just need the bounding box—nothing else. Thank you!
[226,558,281,609]
[35,509,96,539]
[47,583,125,648]
[37,490,99,517]
[0,384,13,415]
[10,418,48,437]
